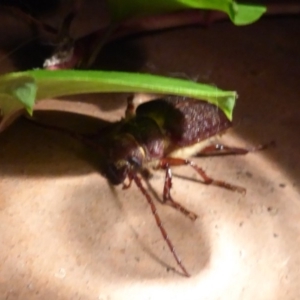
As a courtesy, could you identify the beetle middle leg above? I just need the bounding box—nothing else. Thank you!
[125,95,135,119]
[162,165,198,221]
[158,157,246,194]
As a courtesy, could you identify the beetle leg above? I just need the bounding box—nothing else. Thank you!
[196,141,275,157]
[162,165,198,221]
[132,172,190,277]
[125,95,135,119]
[159,157,246,194]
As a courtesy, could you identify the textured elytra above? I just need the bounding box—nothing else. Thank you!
[136,97,232,150]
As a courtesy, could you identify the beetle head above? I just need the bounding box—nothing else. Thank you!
[104,134,144,185]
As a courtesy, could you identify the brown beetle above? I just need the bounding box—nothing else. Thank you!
[28,95,268,277]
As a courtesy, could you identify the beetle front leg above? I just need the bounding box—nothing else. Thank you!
[132,172,190,277]
[158,157,246,194]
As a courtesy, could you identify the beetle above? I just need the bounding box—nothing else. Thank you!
[27,95,268,277]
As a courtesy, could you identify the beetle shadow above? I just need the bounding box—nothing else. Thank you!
[0,110,111,177]
[92,37,147,72]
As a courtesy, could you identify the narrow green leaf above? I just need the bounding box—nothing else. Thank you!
[0,70,237,121]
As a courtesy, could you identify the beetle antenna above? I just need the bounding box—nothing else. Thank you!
[24,117,105,153]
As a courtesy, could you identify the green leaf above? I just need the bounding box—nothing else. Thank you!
[0,70,236,122]
[107,0,266,25]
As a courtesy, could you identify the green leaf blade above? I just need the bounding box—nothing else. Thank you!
[0,70,236,123]
[29,70,236,119]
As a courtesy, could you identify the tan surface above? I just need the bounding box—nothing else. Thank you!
[1,13,300,300]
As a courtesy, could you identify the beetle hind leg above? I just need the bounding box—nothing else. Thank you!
[196,141,275,157]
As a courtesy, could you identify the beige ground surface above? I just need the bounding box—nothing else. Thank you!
[0,7,300,300]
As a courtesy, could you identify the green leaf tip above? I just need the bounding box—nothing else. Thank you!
[229,3,266,25]
[107,0,266,26]
[0,73,37,116]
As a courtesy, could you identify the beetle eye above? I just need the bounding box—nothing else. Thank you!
[105,162,128,185]
[128,156,142,169]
